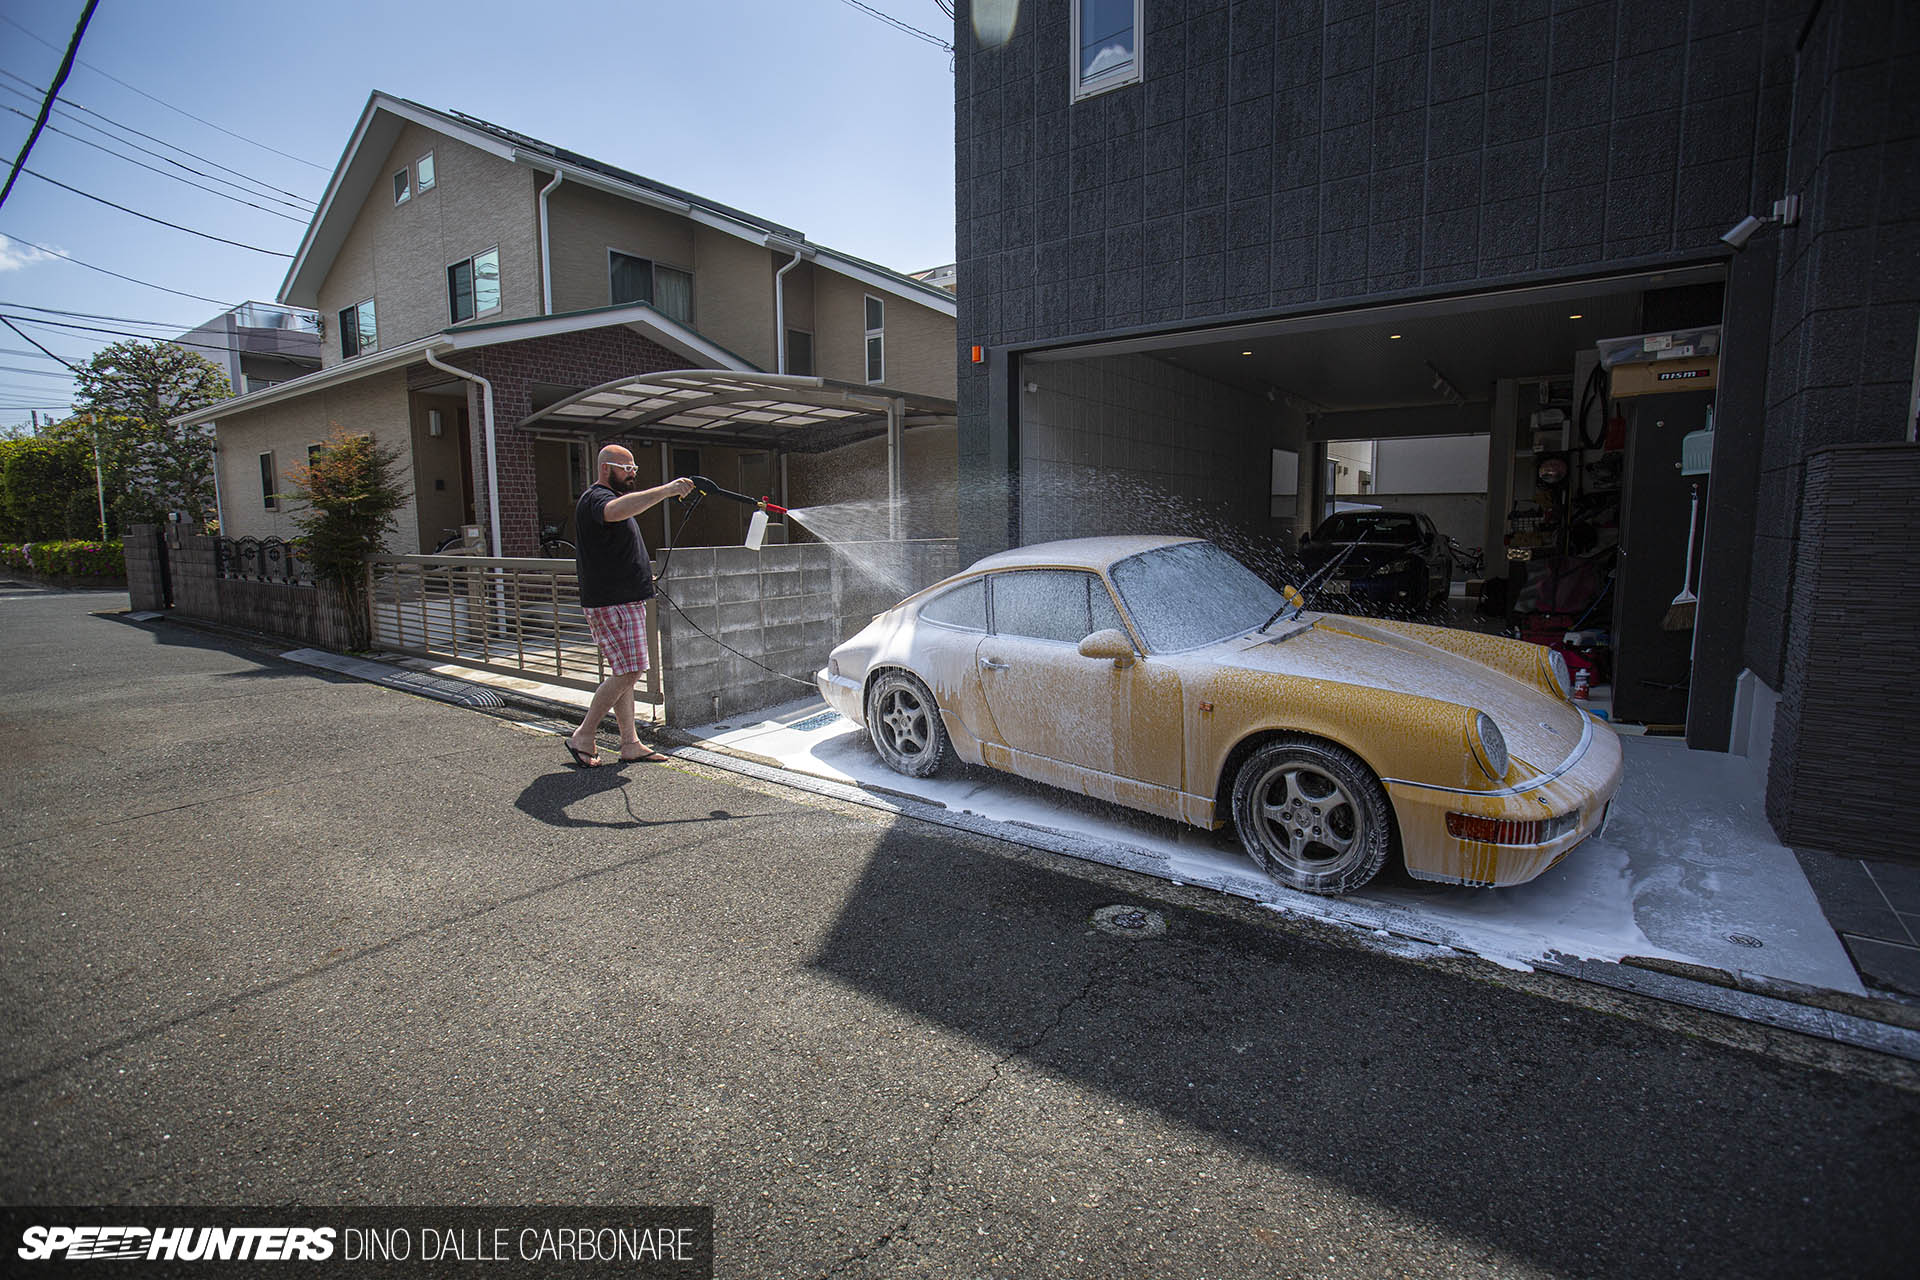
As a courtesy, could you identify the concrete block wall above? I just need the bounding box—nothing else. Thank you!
[162,525,355,650]
[1766,443,1920,861]
[656,539,959,724]
[125,524,167,611]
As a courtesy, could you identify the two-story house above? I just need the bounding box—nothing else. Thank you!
[176,93,957,556]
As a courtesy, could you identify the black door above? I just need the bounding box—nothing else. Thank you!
[1611,392,1711,725]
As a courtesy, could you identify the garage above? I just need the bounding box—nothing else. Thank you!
[1008,262,1729,732]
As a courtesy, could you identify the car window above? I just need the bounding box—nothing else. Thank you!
[990,570,1107,644]
[1315,513,1420,542]
[1111,541,1285,652]
[1090,580,1125,634]
[920,578,986,631]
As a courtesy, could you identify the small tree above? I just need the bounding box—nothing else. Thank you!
[285,426,409,650]
[59,340,230,532]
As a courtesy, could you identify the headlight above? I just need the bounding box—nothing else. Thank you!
[1467,710,1509,780]
[1542,648,1571,700]
[1372,557,1417,576]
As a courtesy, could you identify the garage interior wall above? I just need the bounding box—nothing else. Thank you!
[1018,354,1299,554]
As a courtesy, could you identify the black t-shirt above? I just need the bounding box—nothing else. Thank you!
[573,482,656,607]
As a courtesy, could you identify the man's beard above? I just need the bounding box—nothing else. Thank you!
[607,471,634,493]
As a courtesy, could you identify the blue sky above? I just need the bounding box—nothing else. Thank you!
[0,0,959,429]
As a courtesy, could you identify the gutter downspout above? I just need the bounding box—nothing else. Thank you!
[538,170,564,315]
[423,350,501,556]
[773,243,804,373]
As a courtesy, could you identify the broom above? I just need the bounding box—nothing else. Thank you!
[1663,484,1699,631]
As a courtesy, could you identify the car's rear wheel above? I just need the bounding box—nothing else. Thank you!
[1231,735,1392,895]
[866,669,952,778]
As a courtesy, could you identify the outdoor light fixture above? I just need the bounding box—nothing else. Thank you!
[1722,195,1801,249]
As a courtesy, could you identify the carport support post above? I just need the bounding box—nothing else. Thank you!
[887,397,905,540]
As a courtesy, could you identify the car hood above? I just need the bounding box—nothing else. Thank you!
[1194,616,1586,772]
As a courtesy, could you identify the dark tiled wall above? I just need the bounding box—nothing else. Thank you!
[1766,445,1920,860]
[1743,0,1920,686]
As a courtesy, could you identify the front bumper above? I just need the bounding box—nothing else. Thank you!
[1390,710,1625,887]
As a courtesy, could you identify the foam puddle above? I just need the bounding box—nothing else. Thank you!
[694,699,1863,995]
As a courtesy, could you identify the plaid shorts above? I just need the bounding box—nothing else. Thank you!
[585,600,651,676]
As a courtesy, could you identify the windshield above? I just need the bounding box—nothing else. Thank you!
[1313,513,1420,542]
[1110,541,1284,652]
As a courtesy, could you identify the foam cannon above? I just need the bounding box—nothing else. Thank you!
[679,475,788,550]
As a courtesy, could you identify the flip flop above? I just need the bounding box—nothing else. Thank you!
[565,741,600,768]
[619,748,671,764]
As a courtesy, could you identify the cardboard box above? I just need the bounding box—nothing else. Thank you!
[1610,354,1718,398]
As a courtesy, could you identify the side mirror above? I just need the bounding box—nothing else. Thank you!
[1078,627,1136,668]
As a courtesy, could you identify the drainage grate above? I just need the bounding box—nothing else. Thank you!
[1726,933,1764,948]
[1092,904,1167,939]
[788,710,843,732]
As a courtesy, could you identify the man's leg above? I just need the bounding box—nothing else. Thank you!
[570,671,639,762]
[614,675,639,751]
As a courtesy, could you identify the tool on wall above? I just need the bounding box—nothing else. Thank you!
[1663,480,1700,631]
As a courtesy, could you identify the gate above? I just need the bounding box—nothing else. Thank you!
[365,554,662,705]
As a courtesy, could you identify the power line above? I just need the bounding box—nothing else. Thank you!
[22,170,296,256]
[0,363,76,378]
[2,312,276,359]
[0,11,329,172]
[0,102,309,221]
[0,346,76,359]
[0,69,318,206]
[834,0,954,50]
[0,235,234,306]
[0,315,80,370]
[0,0,100,213]
[0,301,205,330]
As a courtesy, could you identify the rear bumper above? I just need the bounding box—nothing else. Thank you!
[818,668,864,724]
[1390,711,1625,887]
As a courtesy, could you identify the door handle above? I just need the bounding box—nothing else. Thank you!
[979,657,1009,670]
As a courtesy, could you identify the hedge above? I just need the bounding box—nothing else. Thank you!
[0,540,126,579]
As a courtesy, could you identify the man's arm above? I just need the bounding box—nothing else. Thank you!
[604,477,694,523]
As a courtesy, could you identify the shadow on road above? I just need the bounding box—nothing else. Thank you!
[515,767,761,832]
[811,822,1915,1277]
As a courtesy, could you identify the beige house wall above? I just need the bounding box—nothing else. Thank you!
[213,369,421,551]
[545,185,696,316]
[812,271,954,400]
[690,226,776,370]
[315,124,539,369]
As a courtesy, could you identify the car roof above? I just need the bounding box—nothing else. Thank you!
[964,534,1204,574]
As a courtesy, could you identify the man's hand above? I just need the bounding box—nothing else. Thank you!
[668,476,695,499]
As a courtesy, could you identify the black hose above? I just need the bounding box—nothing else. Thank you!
[1576,362,1608,451]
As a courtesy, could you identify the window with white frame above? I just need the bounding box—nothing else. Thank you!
[1072,0,1142,100]
[259,451,277,510]
[608,250,693,324]
[338,298,376,358]
[393,169,411,205]
[416,151,435,192]
[864,295,884,383]
[447,247,501,323]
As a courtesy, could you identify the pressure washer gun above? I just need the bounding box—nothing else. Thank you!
[679,475,789,550]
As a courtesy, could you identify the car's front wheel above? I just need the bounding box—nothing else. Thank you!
[865,669,952,777]
[1231,735,1393,895]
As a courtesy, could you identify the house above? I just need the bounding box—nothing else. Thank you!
[951,2,1918,870]
[175,93,958,557]
[172,301,322,397]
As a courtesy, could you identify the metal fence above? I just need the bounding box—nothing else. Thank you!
[365,554,662,704]
[215,536,313,586]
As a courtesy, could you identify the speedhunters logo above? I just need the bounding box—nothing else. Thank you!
[19,1225,335,1262]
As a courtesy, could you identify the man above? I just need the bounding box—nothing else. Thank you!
[565,446,693,767]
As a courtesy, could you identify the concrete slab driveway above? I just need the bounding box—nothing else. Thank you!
[3,584,1917,1278]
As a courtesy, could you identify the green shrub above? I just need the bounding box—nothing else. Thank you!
[0,540,126,579]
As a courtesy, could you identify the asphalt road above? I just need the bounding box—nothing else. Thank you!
[3,582,1917,1279]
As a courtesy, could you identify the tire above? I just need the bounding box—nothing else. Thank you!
[865,669,953,778]
[1230,735,1393,895]
[542,539,575,558]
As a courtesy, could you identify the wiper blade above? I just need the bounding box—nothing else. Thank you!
[1263,526,1375,629]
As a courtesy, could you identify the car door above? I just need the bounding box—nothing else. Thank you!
[908,576,998,750]
[975,569,1183,792]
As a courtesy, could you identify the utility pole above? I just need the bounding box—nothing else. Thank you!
[87,415,107,539]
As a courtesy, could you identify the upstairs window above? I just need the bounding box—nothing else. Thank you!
[864,295,884,383]
[393,169,411,205]
[1073,0,1142,101]
[259,451,277,510]
[338,298,376,358]
[416,151,435,192]
[786,328,814,377]
[448,247,501,323]
[609,250,693,324]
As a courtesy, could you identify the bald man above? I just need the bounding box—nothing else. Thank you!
[565,445,694,767]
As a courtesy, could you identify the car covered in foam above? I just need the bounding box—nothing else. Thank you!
[818,535,1621,896]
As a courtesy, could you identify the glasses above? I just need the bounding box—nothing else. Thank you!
[608,462,639,475]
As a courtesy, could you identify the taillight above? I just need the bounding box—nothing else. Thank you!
[1446,811,1578,845]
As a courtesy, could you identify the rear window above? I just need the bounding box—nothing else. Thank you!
[920,579,986,631]
[1315,513,1420,542]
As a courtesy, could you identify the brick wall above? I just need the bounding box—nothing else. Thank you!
[125,524,166,611]
[1765,443,1920,860]
[1743,0,1919,686]
[656,539,959,724]
[447,327,685,555]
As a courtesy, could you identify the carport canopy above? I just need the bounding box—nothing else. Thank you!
[518,370,956,453]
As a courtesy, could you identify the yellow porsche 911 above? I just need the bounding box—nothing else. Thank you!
[818,536,1622,896]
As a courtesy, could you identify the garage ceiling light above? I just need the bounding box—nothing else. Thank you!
[1569,313,1584,319]
[1241,350,1253,356]
[1388,333,1402,339]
